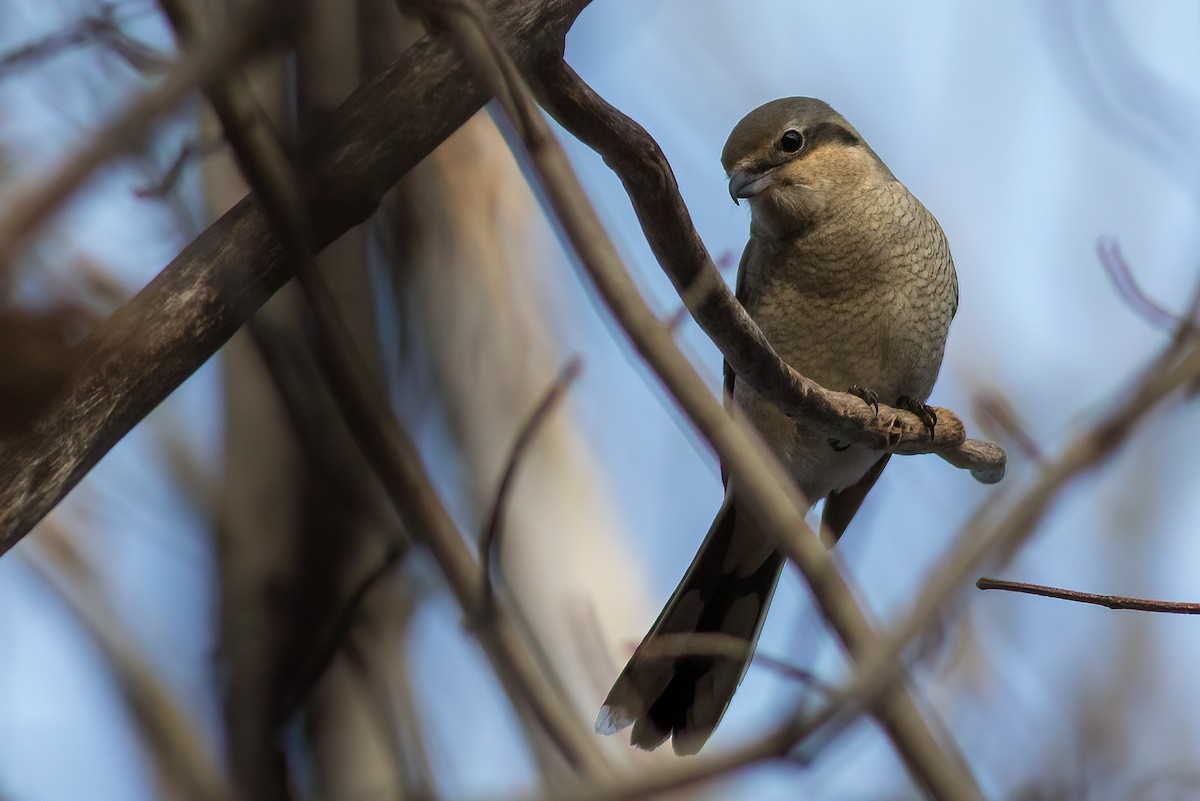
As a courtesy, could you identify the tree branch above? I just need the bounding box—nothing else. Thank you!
[0,0,590,556]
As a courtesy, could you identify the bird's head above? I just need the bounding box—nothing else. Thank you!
[721,97,889,238]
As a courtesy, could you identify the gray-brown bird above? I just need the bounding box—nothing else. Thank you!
[597,98,957,755]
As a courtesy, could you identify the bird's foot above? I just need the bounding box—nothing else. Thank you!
[896,395,937,439]
[848,384,879,416]
[830,386,883,451]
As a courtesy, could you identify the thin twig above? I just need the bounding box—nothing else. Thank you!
[1097,237,1188,335]
[23,526,229,801]
[973,391,1044,465]
[0,0,285,269]
[977,577,1200,614]
[288,543,407,715]
[413,2,982,798]
[479,355,583,620]
[134,135,226,197]
[0,0,162,78]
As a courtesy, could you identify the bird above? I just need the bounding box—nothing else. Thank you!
[596,97,958,755]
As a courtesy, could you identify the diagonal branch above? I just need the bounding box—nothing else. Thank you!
[0,0,591,556]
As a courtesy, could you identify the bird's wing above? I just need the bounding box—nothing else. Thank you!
[721,242,754,487]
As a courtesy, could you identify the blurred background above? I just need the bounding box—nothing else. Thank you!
[1,1,1199,799]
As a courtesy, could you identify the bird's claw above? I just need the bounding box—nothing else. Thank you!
[896,395,937,439]
[848,384,879,416]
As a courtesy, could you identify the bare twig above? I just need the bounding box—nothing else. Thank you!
[288,543,407,715]
[977,577,1200,614]
[479,356,583,619]
[1097,237,1188,335]
[0,1,162,78]
[973,391,1044,465]
[134,135,226,197]
[0,0,286,268]
[23,526,229,801]
[537,61,1005,485]
[413,2,982,798]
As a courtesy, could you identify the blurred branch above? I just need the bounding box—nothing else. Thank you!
[23,526,228,801]
[411,1,981,798]
[972,391,1044,465]
[479,355,583,620]
[977,577,1200,614]
[537,61,1006,485]
[0,0,288,268]
[134,135,226,197]
[0,1,165,79]
[1097,237,1193,336]
[0,0,589,553]
[163,0,607,777]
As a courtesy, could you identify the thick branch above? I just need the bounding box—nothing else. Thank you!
[0,0,589,555]
[537,62,1005,485]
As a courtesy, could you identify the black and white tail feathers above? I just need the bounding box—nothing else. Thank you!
[596,497,784,755]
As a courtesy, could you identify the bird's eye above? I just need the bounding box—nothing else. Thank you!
[778,129,804,153]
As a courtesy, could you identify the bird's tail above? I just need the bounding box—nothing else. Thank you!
[596,496,785,755]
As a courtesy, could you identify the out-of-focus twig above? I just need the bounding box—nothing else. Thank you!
[135,135,226,197]
[23,526,229,801]
[1097,237,1190,335]
[0,0,164,78]
[410,2,982,798]
[973,391,1044,465]
[977,577,1200,614]
[0,0,286,269]
[479,355,583,620]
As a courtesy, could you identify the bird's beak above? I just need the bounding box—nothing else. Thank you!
[727,169,774,205]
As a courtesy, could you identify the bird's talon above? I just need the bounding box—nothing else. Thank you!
[895,395,937,439]
[848,384,879,416]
